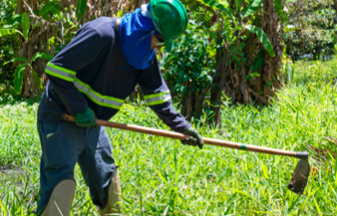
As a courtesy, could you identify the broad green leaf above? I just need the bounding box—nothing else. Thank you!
[274,0,282,14]
[0,29,23,37]
[245,25,275,57]
[33,70,43,91]
[14,63,26,95]
[8,14,22,27]
[76,0,88,21]
[235,0,241,13]
[251,50,265,72]
[3,57,27,66]
[241,0,263,18]
[238,42,245,50]
[10,14,22,22]
[218,0,229,7]
[39,2,61,18]
[21,12,30,41]
[14,57,27,63]
[2,24,12,29]
[31,52,53,63]
[196,0,234,18]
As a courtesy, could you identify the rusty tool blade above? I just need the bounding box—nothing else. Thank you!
[287,151,310,195]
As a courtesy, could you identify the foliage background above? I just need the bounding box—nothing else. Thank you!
[2,60,337,214]
[0,0,18,81]
[1,0,285,124]
[284,0,337,60]
[1,0,337,215]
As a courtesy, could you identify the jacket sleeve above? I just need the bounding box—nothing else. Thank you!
[45,25,112,115]
[138,55,191,132]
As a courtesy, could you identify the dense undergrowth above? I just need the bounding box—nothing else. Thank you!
[1,59,337,215]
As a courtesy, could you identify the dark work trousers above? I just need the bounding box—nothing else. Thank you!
[36,120,116,214]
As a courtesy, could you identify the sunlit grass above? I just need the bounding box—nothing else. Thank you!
[1,59,337,215]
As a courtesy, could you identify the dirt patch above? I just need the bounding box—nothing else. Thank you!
[0,166,26,185]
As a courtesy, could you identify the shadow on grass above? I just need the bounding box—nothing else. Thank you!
[0,80,41,106]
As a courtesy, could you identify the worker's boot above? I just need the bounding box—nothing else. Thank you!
[100,169,122,215]
[40,179,76,216]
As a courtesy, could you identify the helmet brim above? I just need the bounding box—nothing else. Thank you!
[164,40,174,52]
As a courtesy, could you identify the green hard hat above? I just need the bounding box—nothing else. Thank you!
[150,0,188,52]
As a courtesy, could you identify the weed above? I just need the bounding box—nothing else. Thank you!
[1,59,337,215]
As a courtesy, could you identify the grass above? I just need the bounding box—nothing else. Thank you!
[1,59,337,215]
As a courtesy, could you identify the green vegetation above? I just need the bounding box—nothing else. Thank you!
[1,59,337,215]
[0,0,284,119]
[285,0,337,60]
[1,0,336,214]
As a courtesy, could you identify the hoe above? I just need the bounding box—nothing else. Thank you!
[62,114,310,195]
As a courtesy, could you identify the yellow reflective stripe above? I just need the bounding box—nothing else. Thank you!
[45,62,124,110]
[47,62,76,75]
[45,62,76,82]
[144,91,170,99]
[45,69,74,82]
[74,78,124,110]
[144,91,171,106]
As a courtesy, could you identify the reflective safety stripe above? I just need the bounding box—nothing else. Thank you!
[45,62,124,110]
[45,62,76,82]
[144,91,171,106]
[74,78,124,110]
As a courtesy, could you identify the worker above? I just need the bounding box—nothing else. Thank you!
[36,0,203,215]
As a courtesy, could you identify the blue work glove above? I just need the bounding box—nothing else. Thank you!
[74,107,98,128]
[181,127,204,149]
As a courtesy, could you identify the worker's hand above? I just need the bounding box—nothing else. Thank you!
[74,107,98,128]
[180,127,203,149]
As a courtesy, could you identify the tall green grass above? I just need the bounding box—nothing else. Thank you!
[1,59,337,215]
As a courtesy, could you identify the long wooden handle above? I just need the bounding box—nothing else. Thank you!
[62,114,303,158]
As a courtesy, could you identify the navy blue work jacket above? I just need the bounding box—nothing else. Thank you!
[37,17,191,132]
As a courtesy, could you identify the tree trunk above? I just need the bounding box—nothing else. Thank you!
[210,50,228,125]
[15,0,25,14]
[208,0,283,124]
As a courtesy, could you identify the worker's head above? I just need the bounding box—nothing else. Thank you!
[119,1,188,70]
[150,0,188,52]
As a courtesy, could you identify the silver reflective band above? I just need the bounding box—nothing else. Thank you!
[45,65,76,82]
[45,62,124,110]
[74,79,123,110]
[145,92,171,106]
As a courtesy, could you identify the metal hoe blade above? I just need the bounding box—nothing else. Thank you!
[287,151,310,195]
